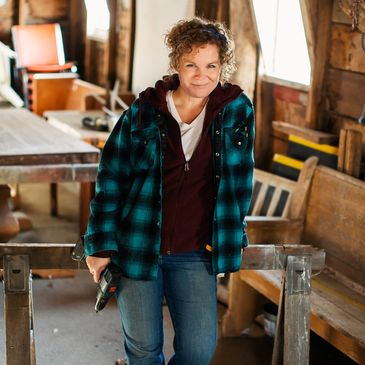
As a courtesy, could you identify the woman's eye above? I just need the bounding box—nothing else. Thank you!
[208,64,217,69]
[185,63,195,68]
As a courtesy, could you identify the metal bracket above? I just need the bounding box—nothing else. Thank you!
[286,255,312,295]
[4,255,30,293]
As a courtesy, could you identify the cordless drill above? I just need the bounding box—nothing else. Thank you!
[71,238,122,312]
[95,263,123,312]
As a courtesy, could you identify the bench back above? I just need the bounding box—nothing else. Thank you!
[303,166,365,288]
[250,156,318,220]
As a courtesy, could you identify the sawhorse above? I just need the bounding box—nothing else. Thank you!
[0,243,325,365]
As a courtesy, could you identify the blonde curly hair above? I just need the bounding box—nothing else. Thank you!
[165,17,236,83]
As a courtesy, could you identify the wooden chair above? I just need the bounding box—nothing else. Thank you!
[11,23,76,109]
[221,156,318,336]
[0,41,24,107]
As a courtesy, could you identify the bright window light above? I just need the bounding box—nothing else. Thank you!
[84,0,110,40]
[252,0,311,85]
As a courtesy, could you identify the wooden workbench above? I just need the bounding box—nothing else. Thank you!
[44,110,110,149]
[0,108,99,239]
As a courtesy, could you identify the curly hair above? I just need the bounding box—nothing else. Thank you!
[165,17,236,83]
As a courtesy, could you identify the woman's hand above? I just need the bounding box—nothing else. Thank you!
[86,256,111,283]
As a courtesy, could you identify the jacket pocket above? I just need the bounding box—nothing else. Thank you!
[131,128,159,169]
[224,124,248,165]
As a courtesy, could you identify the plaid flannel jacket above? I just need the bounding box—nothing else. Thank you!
[84,91,255,280]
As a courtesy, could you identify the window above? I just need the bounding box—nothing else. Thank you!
[252,0,311,85]
[84,0,110,40]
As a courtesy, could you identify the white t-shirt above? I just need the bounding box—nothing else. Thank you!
[166,90,207,161]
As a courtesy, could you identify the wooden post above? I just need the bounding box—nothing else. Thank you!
[338,129,362,178]
[3,255,32,365]
[284,255,312,365]
[271,275,285,365]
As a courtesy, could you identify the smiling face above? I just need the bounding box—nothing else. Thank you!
[176,43,222,100]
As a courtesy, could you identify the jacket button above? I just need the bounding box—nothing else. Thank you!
[237,141,242,146]
[215,175,220,179]
[216,130,220,134]
[215,152,220,157]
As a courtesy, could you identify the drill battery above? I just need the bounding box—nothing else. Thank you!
[95,263,123,312]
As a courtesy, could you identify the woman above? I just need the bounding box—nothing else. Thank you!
[84,17,255,365]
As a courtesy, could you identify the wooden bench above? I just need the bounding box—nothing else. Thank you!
[223,166,365,364]
[217,156,318,304]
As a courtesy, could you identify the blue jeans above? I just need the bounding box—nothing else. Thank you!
[115,250,218,365]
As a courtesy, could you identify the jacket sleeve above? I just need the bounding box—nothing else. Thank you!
[83,109,132,256]
[241,100,255,247]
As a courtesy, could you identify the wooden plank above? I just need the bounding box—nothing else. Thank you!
[327,68,365,120]
[337,128,347,172]
[255,78,275,168]
[0,243,325,270]
[241,244,325,271]
[242,269,365,364]
[304,166,365,287]
[290,157,318,219]
[274,99,307,128]
[330,114,365,158]
[0,108,100,163]
[303,0,333,129]
[343,129,362,177]
[230,0,257,99]
[330,23,365,73]
[107,0,118,86]
[116,0,134,91]
[284,256,311,365]
[44,110,108,141]
[272,121,338,145]
[3,255,31,365]
[0,164,98,184]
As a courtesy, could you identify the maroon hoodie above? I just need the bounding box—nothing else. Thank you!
[140,75,242,254]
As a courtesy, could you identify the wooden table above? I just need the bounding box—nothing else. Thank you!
[44,110,110,149]
[0,108,99,237]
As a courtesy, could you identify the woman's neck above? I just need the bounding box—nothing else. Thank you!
[172,88,208,109]
[171,88,208,124]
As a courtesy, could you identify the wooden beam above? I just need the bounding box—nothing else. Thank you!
[302,0,333,129]
[229,0,257,99]
[116,0,134,91]
[0,243,325,270]
[0,163,98,184]
[107,0,118,86]
[254,78,275,168]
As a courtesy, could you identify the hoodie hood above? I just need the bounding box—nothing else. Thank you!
[138,74,243,128]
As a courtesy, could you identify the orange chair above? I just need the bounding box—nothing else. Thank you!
[11,23,76,109]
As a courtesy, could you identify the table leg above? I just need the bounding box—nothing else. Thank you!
[0,185,20,242]
[79,182,95,235]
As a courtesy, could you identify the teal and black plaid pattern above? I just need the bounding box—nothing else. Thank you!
[84,93,254,280]
[212,94,255,274]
